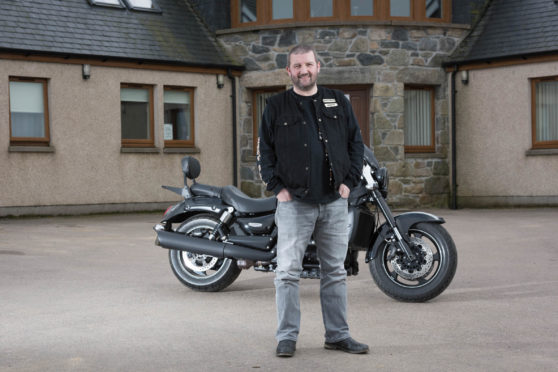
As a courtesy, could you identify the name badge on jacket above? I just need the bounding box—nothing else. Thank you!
[323,98,338,107]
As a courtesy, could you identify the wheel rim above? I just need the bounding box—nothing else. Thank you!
[177,220,231,281]
[381,228,445,289]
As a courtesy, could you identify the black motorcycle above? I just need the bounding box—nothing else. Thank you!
[154,146,457,302]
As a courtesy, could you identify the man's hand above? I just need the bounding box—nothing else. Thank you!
[338,183,350,199]
[277,188,292,202]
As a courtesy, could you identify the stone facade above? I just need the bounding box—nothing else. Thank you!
[217,24,468,208]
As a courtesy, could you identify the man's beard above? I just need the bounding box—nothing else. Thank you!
[292,73,317,92]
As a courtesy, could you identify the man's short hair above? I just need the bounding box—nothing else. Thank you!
[287,44,318,67]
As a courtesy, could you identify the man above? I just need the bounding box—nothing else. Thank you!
[257,44,368,357]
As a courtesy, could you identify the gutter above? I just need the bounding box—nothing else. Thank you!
[450,66,458,210]
[227,68,239,187]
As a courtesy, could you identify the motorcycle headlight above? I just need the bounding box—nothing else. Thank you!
[376,167,389,197]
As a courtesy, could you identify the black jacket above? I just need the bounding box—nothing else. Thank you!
[257,86,364,200]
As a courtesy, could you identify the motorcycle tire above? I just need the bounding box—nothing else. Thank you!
[369,222,457,302]
[169,214,241,292]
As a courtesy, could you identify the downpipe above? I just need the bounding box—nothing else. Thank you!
[155,229,275,262]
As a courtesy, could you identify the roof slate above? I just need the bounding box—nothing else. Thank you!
[450,0,558,64]
[0,0,241,68]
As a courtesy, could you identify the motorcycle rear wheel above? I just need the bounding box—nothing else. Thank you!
[169,214,241,292]
[369,222,457,302]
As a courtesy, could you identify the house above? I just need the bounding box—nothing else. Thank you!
[0,0,242,216]
[447,0,558,207]
[192,0,488,208]
[4,0,553,216]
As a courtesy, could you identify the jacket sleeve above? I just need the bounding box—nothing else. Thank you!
[257,104,285,195]
[342,96,364,189]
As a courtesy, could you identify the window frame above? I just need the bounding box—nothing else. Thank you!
[123,0,161,13]
[252,87,284,155]
[163,86,196,149]
[120,83,155,148]
[531,76,558,149]
[88,0,126,9]
[9,77,51,146]
[404,85,436,154]
[231,0,451,27]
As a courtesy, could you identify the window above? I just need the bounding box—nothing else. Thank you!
[404,86,435,153]
[88,0,160,12]
[272,0,293,19]
[125,0,160,11]
[351,0,374,16]
[88,0,125,8]
[531,77,558,149]
[9,77,50,146]
[252,88,283,154]
[121,84,154,147]
[231,0,450,27]
[390,0,411,17]
[426,0,442,19]
[164,87,195,148]
[241,0,257,23]
[310,0,333,18]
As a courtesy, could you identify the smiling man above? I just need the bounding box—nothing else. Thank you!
[257,44,367,357]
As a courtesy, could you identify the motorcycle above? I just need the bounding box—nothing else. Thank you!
[154,146,457,302]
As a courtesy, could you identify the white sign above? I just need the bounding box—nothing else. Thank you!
[164,124,173,140]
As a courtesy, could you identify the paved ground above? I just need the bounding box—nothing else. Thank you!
[1,208,557,372]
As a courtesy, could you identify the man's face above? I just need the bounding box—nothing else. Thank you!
[286,51,320,93]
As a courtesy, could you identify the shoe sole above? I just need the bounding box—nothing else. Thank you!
[324,343,369,354]
[276,352,295,357]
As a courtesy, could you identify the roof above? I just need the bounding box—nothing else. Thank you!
[0,0,241,68]
[449,0,558,64]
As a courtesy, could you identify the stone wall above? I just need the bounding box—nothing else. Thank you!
[217,23,468,208]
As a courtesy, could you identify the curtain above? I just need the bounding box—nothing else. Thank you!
[536,81,558,142]
[404,89,432,147]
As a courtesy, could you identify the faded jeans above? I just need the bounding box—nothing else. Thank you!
[274,197,351,343]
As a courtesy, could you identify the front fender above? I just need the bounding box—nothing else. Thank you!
[366,212,444,262]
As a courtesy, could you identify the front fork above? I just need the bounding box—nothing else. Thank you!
[372,190,416,261]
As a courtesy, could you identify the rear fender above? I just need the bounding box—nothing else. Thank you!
[161,197,229,226]
[366,212,444,262]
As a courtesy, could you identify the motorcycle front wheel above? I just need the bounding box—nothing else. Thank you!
[369,222,457,302]
[169,214,241,292]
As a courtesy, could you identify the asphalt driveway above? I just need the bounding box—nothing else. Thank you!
[1,208,557,371]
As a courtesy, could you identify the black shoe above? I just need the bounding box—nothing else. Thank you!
[324,337,369,354]
[276,340,296,357]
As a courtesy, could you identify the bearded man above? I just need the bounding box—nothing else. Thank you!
[257,44,368,357]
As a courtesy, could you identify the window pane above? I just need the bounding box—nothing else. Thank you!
[311,0,332,17]
[9,81,45,138]
[351,0,374,16]
[390,0,410,17]
[164,90,191,141]
[536,81,558,142]
[127,0,154,8]
[121,87,150,140]
[272,0,293,19]
[241,0,257,23]
[91,0,123,6]
[405,89,432,147]
[426,0,442,18]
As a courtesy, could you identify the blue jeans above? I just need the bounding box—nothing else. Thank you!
[274,197,351,343]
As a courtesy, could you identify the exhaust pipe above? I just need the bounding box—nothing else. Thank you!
[155,230,274,262]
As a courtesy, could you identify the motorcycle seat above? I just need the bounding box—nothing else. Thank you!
[190,183,222,198]
[221,185,277,213]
